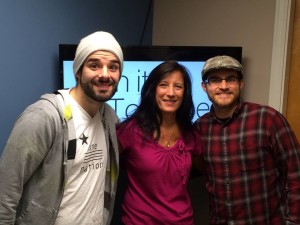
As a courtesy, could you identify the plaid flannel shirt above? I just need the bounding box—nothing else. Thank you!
[195,100,300,225]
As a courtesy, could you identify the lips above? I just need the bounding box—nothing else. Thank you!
[216,91,232,96]
[163,99,177,107]
[164,99,176,103]
[93,81,112,91]
[218,93,230,96]
[95,82,110,87]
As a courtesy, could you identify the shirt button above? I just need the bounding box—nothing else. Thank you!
[226,201,232,206]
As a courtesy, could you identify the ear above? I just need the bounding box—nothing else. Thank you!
[201,82,208,93]
[239,79,244,90]
[75,71,81,80]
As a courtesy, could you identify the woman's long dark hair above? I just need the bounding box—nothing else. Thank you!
[121,60,195,140]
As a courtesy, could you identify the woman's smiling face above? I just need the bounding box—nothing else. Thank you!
[155,70,184,116]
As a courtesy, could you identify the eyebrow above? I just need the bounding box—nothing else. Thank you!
[160,80,184,86]
[85,57,120,65]
[209,75,238,78]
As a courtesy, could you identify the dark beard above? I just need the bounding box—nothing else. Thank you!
[80,79,117,102]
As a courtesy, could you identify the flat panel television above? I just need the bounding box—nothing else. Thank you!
[59,45,242,121]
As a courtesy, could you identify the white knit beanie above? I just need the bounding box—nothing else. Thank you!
[73,31,123,75]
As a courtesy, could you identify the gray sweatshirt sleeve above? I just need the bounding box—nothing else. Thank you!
[0,101,59,224]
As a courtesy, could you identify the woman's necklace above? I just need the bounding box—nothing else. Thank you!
[161,125,176,147]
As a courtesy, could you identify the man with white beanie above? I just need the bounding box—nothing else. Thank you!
[0,31,123,225]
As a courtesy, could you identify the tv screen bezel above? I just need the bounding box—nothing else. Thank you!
[59,45,242,89]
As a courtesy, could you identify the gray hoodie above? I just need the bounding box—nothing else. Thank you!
[0,91,119,225]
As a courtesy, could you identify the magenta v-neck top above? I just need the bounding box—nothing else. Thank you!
[117,119,202,225]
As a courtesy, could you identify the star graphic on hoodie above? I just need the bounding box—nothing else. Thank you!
[79,133,88,145]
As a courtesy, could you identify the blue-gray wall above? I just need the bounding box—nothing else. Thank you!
[0,0,152,153]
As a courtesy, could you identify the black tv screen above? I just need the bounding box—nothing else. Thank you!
[59,45,242,121]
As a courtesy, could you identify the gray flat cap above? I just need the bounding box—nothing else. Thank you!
[202,55,243,80]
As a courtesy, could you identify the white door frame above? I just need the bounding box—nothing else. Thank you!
[268,0,295,114]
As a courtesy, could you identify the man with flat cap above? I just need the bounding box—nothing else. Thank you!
[193,55,300,225]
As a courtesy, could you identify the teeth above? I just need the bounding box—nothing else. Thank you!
[165,100,175,102]
[95,83,110,86]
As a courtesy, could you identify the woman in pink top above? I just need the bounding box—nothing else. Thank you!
[116,61,202,225]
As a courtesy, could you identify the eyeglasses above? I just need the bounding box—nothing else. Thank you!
[204,76,240,86]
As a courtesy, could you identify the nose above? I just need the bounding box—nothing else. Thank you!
[99,66,109,78]
[167,86,175,96]
[219,79,228,89]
